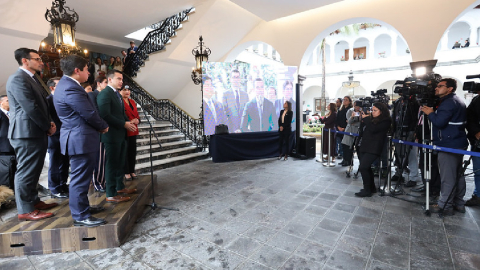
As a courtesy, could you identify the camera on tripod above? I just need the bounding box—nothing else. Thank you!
[394,73,440,107]
[463,74,480,93]
[371,89,390,104]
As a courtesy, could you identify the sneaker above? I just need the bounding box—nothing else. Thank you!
[465,195,480,207]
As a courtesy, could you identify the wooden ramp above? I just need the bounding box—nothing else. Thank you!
[0,175,153,258]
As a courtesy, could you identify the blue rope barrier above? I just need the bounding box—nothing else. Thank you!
[321,128,480,157]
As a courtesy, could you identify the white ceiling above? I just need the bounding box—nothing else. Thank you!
[230,0,345,21]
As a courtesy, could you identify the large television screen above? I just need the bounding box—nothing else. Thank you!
[202,62,297,135]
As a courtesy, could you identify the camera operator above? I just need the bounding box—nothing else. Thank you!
[341,100,362,167]
[421,78,468,215]
[355,103,392,197]
[391,94,421,187]
[465,87,480,206]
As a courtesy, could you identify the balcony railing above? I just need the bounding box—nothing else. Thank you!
[122,73,205,149]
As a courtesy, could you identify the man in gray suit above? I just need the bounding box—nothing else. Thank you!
[222,69,249,133]
[6,48,57,221]
[241,78,277,132]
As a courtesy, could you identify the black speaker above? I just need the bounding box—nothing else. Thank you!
[299,136,316,158]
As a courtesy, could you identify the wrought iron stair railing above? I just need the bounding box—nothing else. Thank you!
[124,7,194,77]
[122,73,205,149]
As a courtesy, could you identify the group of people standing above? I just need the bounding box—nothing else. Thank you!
[4,47,141,227]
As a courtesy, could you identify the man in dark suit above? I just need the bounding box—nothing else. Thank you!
[97,69,137,203]
[0,95,15,188]
[54,55,109,227]
[6,48,57,221]
[0,95,14,155]
[222,69,249,133]
[46,77,69,199]
[274,80,296,130]
[203,77,225,135]
[126,41,137,63]
[241,78,277,132]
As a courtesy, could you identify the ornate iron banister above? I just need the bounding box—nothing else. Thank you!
[124,7,194,77]
[122,73,205,149]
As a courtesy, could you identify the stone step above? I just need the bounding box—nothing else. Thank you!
[136,152,209,174]
[136,140,194,155]
[137,123,172,132]
[135,146,198,164]
[136,134,185,146]
[136,129,180,140]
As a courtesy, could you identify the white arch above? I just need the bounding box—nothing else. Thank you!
[299,17,410,73]
[223,40,284,63]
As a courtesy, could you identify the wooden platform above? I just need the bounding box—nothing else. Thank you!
[0,175,153,258]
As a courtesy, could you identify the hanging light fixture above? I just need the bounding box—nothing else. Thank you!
[191,36,211,85]
[45,0,86,58]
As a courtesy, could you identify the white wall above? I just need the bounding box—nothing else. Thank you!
[374,34,391,57]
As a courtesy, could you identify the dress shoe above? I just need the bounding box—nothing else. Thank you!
[117,188,137,194]
[355,190,372,197]
[430,204,454,216]
[18,210,54,221]
[284,155,288,161]
[106,195,131,203]
[360,188,377,194]
[73,216,107,227]
[51,192,69,199]
[90,206,105,214]
[34,201,58,210]
[465,194,480,206]
[412,186,426,192]
[405,180,417,187]
[453,205,466,213]
[131,174,138,179]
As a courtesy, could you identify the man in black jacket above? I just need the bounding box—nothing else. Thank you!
[465,90,480,206]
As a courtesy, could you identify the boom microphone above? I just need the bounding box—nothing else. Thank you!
[466,74,480,79]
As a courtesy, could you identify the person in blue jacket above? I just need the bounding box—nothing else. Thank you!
[421,78,468,216]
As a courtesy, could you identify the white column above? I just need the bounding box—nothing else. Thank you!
[257,44,263,56]
[267,45,273,59]
[441,31,449,51]
[348,42,354,61]
[390,33,397,57]
[470,26,477,47]
[329,42,335,63]
[368,38,375,59]
[312,47,318,66]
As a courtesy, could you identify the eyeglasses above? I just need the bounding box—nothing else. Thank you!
[436,84,447,89]
[28,57,43,62]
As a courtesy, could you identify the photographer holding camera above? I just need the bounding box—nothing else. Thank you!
[341,100,362,167]
[421,78,468,215]
[355,103,392,197]
[465,86,480,206]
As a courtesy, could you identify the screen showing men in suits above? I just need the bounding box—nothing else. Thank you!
[202,62,297,135]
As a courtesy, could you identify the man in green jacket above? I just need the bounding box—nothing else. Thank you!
[97,69,137,202]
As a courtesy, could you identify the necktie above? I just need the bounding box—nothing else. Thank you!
[6,111,10,118]
[116,91,124,109]
[235,90,240,112]
[258,100,263,130]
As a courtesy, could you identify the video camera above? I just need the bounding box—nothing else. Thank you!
[394,73,441,107]
[371,89,390,104]
[463,74,480,93]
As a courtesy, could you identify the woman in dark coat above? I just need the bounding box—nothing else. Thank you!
[278,101,293,160]
[355,102,392,197]
[119,87,141,180]
[320,103,337,161]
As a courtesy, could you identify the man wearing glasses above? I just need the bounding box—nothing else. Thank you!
[6,48,57,221]
[421,78,468,216]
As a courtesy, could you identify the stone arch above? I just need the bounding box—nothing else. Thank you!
[334,40,349,63]
[447,21,471,49]
[374,34,392,58]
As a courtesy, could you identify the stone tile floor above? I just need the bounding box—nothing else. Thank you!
[1,156,480,270]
